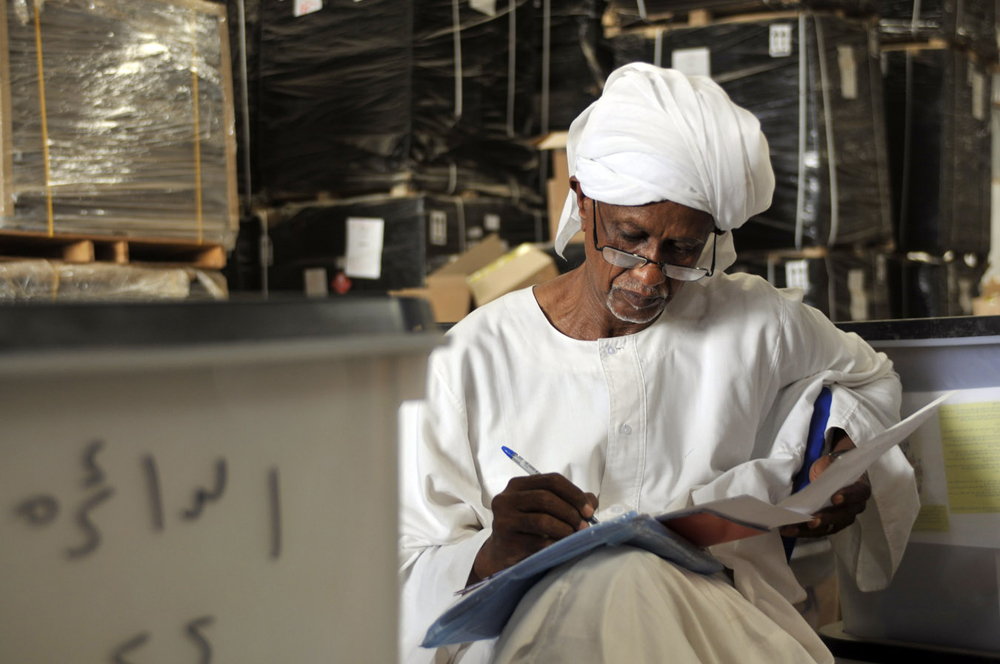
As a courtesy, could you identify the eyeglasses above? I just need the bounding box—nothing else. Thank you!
[592,200,718,282]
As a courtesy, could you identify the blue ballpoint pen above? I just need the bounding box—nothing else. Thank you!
[501,446,599,525]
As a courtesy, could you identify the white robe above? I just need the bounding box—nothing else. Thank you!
[399,273,919,664]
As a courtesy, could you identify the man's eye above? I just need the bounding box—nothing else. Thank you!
[621,233,644,242]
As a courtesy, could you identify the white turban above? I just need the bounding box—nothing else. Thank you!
[555,63,774,279]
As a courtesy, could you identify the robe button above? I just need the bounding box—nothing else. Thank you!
[620,423,632,435]
[606,346,616,355]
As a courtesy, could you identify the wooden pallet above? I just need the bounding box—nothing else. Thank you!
[603,5,857,37]
[0,230,226,269]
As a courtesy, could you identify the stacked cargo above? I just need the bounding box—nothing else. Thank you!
[0,0,237,301]
[607,6,894,321]
[877,1,994,317]
[246,0,557,306]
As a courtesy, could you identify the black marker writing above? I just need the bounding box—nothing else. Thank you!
[82,439,106,488]
[142,455,164,531]
[67,487,115,559]
[111,631,150,664]
[269,467,281,559]
[186,615,215,664]
[15,495,58,526]
[182,459,227,521]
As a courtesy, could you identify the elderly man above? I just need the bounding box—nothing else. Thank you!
[399,64,918,664]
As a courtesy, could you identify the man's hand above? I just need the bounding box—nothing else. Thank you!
[779,433,871,539]
[469,474,598,585]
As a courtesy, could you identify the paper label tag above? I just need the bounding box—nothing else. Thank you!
[467,226,484,241]
[769,24,793,58]
[293,0,322,17]
[345,217,385,280]
[303,267,329,297]
[847,268,868,321]
[785,259,810,292]
[671,48,711,78]
[838,45,858,100]
[429,210,448,246]
[972,70,987,121]
[470,0,497,16]
[484,213,501,232]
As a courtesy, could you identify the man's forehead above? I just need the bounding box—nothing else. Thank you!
[598,199,715,233]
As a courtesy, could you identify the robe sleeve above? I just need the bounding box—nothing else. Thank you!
[398,350,494,664]
[773,293,918,591]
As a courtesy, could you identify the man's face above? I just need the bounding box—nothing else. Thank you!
[583,197,716,327]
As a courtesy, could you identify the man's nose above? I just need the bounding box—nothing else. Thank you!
[631,261,666,286]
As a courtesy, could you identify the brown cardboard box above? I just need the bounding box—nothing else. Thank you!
[537,132,583,245]
[468,243,560,307]
[392,235,507,323]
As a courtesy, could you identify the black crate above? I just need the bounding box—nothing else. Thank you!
[611,13,892,251]
[882,47,991,255]
[267,195,542,292]
[730,249,892,322]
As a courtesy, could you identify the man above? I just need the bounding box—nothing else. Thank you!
[399,64,918,664]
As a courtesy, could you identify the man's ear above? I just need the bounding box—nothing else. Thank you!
[569,177,586,232]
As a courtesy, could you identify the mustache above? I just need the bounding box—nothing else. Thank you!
[610,283,669,298]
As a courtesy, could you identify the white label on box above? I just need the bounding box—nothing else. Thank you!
[769,24,793,58]
[304,267,329,297]
[785,259,810,292]
[671,48,711,78]
[293,0,322,17]
[838,45,858,100]
[429,210,448,246]
[847,268,868,321]
[345,217,384,280]
[972,70,987,121]
[467,226,484,240]
[470,0,497,16]
[484,213,501,232]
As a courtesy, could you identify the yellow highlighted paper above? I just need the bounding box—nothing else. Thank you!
[912,504,950,532]
[938,401,1000,513]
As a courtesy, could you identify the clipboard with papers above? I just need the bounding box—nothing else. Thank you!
[422,392,952,649]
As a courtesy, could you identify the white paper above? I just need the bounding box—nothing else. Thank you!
[344,217,384,280]
[293,0,322,17]
[484,213,501,232]
[303,267,328,297]
[838,45,858,100]
[780,392,954,513]
[671,48,711,78]
[785,259,810,292]
[769,24,793,58]
[429,210,448,246]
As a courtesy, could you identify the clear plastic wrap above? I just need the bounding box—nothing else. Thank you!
[0,259,228,301]
[266,194,543,293]
[877,0,996,57]
[730,249,892,322]
[611,13,892,251]
[882,46,991,255]
[607,0,874,27]
[1,0,237,244]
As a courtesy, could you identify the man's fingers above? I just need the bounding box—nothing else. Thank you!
[505,473,597,521]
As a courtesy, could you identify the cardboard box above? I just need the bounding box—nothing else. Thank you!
[468,243,560,307]
[392,234,507,323]
[536,132,584,245]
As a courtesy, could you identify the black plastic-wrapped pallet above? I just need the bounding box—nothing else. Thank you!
[411,0,539,192]
[255,0,414,201]
[877,0,997,58]
[881,253,985,318]
[882,46,991,255]
[730,249,892,322]
[535,0,610,133]
[607,0,874,27]
[611,13,892,251]
[267,194,542,292]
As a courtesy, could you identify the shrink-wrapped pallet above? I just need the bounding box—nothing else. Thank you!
[882,46,991,255]
[607,0,874,27]
[730,249,892,322]
[611,13,892,250]
[267,194,542,293]
[0,0,237,244]
[877,0,996,57]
